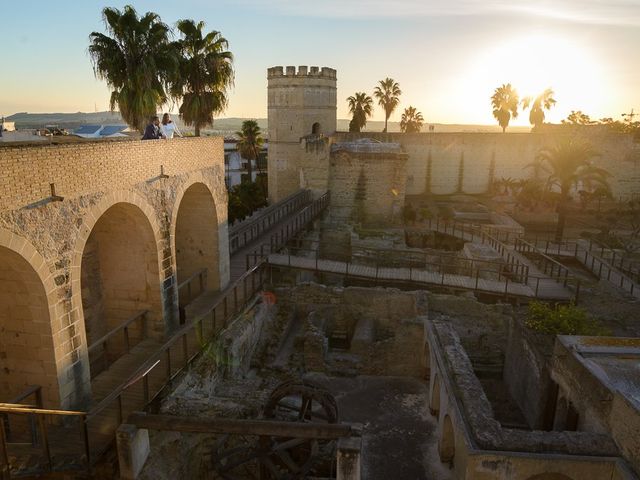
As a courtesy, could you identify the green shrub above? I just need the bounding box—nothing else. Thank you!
[525,301,609,336]
[228,181,268,223]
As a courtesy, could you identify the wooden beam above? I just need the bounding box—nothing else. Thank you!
[128,412,353,440]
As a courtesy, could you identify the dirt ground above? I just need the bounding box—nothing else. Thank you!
[305,373,453,480]
[138,371,452,480]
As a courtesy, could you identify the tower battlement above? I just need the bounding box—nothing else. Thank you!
[267,65,337,80]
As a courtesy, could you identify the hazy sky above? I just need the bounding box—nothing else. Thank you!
[1,0,639,125]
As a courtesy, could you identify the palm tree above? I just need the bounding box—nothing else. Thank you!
[522,88,556,130]
[537,139,610,241]
[491,84,519,133]
[347,93,373,133]
[172,20,234,136]
[496,177,519,195]
[373,78,402,132]
[236,120,264,185]
[89,6,177,132]
[400,106,424,133]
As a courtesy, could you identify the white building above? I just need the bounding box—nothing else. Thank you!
[224,139,268,188]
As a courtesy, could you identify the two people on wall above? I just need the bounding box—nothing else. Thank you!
[142,113,183,140]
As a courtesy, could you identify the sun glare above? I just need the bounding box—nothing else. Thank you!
[460,34,610,125]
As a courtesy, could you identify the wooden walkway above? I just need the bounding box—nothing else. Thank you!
[186,201,319,319]
[268,253,572,301]
[422,220,638,296]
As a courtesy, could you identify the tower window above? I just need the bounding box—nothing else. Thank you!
[312,122,321,134]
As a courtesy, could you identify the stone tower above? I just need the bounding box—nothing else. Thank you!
[267,65,337,202]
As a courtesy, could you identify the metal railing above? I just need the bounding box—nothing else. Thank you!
[253,241,530,284]
[83,262,269,464]
[80,194,331,467]
[177,268,208,310]
[0,191,332,478]
[87,310,149,379]
[0,403,90,477]
[519,238,638,298]
[526,237,640,285]
[229,189,312,255]
[264,249,574,302]
[422,216,523,244]
[515,238,573,287]
[244,192,331,270]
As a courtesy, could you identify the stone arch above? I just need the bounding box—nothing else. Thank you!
[311,122,321,135]
[170,177,226,294]
[439,414,455,464]
[430,372,441,416]
[173,182,221,297]
[72,193,165,377]
[0,229,61,407]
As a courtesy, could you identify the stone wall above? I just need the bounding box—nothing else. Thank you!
[551,336,640,474]
[0,138,229,408]
[283,283,428,377]
[0,138,225,210]
[328,150,407,225]
[267,66,337,202]
[334,131,640,200]
[503,319,555,430]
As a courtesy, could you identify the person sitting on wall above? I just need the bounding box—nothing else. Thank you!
[142,116,165,140]
[160,113,182,139]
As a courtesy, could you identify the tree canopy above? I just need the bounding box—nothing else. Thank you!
[536,139,610,241]
[236,119,264,183]
[400,106,424,133]
[347,92,374,132]
[521,88,556,130]
[89,5,177,131]
[89,7,233,134]
[373,78,402,133]
[491,83,519,133]
[171,19,234,136]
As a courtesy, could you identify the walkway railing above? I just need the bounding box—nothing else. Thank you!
[245,192,331,269]
[527,237,640,284]
[521,238,639,298]
[0,190,332,478]
[422,217,522,244]
[514,238,573,287]
[229,189,312,255]
[177,268,208,316]
[83,262,268,464]
[266,251,572,302]
[87,310,149,379]
[0,403,90,477]
[252,241,530,284]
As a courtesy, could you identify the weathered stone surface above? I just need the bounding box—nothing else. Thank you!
[0,138,229,408]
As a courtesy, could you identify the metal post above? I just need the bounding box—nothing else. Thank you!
[143,375,150,407]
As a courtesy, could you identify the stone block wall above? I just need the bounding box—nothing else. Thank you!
[334,131,640,200]
[267,65,337,202]
[328,151,407,225]
[0,138,229,408]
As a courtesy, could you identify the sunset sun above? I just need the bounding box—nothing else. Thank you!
[463,33,609,124]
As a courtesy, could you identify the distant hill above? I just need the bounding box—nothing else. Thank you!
[5,111,531,134]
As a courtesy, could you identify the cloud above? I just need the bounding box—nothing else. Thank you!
[227,0,640,26]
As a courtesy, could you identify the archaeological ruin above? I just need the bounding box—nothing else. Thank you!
[0,65,639,480]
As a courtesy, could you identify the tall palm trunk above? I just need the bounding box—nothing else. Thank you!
[383,115,388,133]
[246,147,254,183]
[195,124,201,137]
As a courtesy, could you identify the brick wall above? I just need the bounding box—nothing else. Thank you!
[0,138,229,408]
[0,137,224,211]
